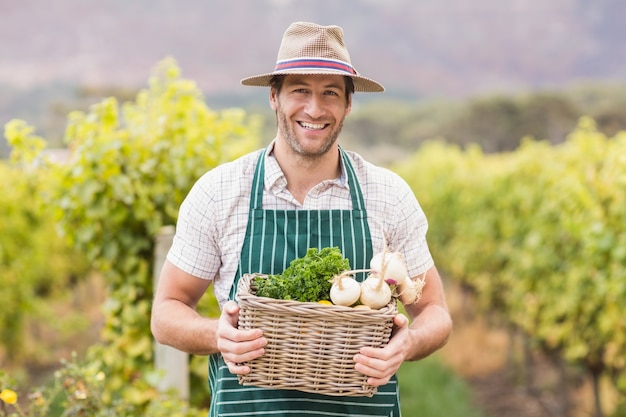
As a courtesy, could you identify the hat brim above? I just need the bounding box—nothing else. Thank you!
[241,69,384,93]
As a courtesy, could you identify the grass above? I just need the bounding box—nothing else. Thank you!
[398,355,485,417]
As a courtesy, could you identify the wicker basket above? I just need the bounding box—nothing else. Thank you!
[236,273,397,397]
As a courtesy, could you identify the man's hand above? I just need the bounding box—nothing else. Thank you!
[353,313,410,386]
[216,301,267,375]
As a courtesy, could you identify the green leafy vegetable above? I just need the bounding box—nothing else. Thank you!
[254,247,350,302]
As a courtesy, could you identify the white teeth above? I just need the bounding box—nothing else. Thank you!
[300,122,325,130]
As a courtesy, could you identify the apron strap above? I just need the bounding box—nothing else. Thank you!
[249,149,267,211]
[340,146,367,212]
[249,147,365,211]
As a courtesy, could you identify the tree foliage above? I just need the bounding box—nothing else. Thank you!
[1,122,89,363]
[3,57,260,414]
[344,85,626,156]
[395,118,626,415]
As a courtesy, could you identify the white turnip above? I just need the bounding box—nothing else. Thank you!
[398,273,426,305]
[329,275,361,307]
[359,274,392,309]
[370,251,409,285]
[370,248,425,305]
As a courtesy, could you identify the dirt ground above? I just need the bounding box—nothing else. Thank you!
[469,370,556,417]
[439,283,613,417]
[440,317,552,417]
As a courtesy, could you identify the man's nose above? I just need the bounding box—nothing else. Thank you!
[304,95,325,119]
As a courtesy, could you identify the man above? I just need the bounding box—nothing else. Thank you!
[151,21,453,416]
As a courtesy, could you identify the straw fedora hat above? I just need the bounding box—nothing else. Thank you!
[241,22,384,93]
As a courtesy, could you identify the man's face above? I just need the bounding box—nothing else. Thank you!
[270,74,352,159]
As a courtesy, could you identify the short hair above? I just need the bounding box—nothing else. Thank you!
[269,75,355,99]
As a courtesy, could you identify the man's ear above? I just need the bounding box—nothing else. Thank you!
[269,88,278,111]
[345,94,352,116]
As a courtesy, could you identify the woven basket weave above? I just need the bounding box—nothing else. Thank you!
[236,273,397,397]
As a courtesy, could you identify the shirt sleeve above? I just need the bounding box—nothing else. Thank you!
[360,160,434,278]
[166,171,221,281]
[390,177,434,277]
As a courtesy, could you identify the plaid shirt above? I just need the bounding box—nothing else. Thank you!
[168,141,434,307]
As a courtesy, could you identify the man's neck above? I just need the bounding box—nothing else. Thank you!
[272,140,342,204]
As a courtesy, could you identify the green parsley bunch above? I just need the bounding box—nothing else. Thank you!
[254,247,350,302]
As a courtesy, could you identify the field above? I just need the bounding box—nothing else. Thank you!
[2,59,624,416]
[7,271,607,417]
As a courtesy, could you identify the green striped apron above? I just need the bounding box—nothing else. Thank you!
[208,148,401,417]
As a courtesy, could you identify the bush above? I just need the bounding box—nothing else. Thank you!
[0,354,204,417]
[4,57,261,414]
[1,123,89,364]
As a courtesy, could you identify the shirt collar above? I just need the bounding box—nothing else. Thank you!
[264,140,349,193]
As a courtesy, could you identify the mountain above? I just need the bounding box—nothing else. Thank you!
[1,0,625,149]
[2,0,626,95]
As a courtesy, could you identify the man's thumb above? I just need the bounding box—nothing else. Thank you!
[394,313,409,328]
[223,301,240,322]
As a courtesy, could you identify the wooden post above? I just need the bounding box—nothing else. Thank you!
[153,225,189,400]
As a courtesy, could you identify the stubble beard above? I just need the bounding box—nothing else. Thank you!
[276,102,345,161]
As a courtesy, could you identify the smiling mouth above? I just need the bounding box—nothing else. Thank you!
[299,121,328,130]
